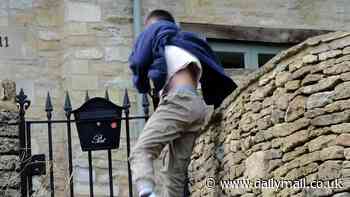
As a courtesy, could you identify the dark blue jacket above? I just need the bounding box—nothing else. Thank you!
[129,20,237,108]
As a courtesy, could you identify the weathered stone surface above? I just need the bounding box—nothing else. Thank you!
[320,146,344,160]
[318,161,342,180]
[0,189,20,197]
[325,99,350,113]
[306,91,334,109]
[285,80,300,91]
[285,95,306,122]
[299,151,321,166]
[311,59,337,74]
[319,50,342,61]
[291,65,314,80]
[303,54,318,64]
[257,115,272,130]
[251,82,275,101]
[310,44,331,55]
[239,112,258,132]
[244,151,268,179]
[301,74,323,86]
[0,138,19,153]
[245,101,262,113]
[282,146,307,162]
[271,118,310,137]
[333,192,350,197]
[105,46,130,62]
[275,71,291,87]
[268,159,282,172]
[71,75,98,90]
[75,48,104,59]
[335,134,350,147]
[340,72,350,81]
[324,61,350,75]
[65,2,102,22]
[336,55,350,64]
[0,156,19,170]
[331,123,350,134]
[344,47,350,55]
[0,124,18,136]
[281,129,309,152]
[262,97,274,108]
[0,171,20,187]
[304,108,326,118]
[309,127,332,138]
[38,30,61,41]
[342,169,350,178]
[307,135,337,152]
[329,36,350,49]
[302,162,319,176]
[258,72,275,86]
[300,76,341,95]
[254,130,273,143]
[334,81,350,100]
[273,89,290,110]
[346,149,350,160]
[289,61,303,72]
[311,111,349,126]
[9,0,32,9]
[0,80,18,112]
[304,188,333,197]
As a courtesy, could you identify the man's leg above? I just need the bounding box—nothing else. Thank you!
[129,89,206,196]
[160,132,198,197]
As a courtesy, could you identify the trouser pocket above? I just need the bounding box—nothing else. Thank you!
[160,145,171,172]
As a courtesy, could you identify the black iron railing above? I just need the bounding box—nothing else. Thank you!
[12,88,151,197]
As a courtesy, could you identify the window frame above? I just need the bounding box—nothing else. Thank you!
[209,40,288,69]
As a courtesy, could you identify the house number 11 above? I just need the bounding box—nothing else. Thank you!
[0,36,9,48]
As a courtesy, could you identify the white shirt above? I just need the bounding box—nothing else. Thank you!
[160,45,202,94]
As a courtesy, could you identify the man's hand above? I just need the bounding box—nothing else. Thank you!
[149,88,160,110]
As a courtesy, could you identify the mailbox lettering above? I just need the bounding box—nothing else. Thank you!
[91,134,107,144]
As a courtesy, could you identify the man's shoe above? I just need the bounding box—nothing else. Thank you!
[140,192,156,197]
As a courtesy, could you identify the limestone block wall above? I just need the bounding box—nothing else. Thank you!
[143,0,350,31]
[189,32,350,197]
[62,1,138,196]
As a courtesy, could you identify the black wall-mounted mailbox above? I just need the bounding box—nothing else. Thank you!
[72,97,123,151]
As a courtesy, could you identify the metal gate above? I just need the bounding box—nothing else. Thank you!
[15,88,151,197]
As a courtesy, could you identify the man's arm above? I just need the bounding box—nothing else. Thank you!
[129,26,158,94]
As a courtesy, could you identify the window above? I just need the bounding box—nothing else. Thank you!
[216,51,244,69]
[258,53,276,67]
[208,39,291,70]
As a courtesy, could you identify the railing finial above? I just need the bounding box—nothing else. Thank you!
[105,89,110,101]
[85,90,90,102]
[16,88,31,113]
[64,91,72,116]
[123,89,130,114]
[45,92,53,120]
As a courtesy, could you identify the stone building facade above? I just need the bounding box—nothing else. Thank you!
[189,32,350,196]
[0,0,350,196]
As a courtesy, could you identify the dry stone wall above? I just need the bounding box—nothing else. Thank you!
[189,32,350,197]
[0,80,20,197]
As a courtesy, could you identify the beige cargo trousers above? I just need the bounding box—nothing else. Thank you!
[129,86,207,197]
